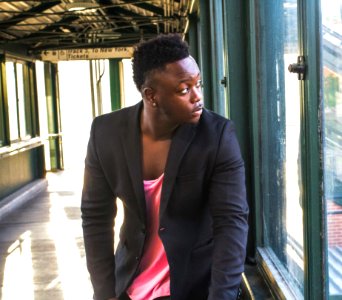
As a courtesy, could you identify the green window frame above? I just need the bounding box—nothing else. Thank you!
[248,0,325,299]
[193,0,329,298]
[3,58,38,144]
[0,59,8,147]
[25,62,40,138]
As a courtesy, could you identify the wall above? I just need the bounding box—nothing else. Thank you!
[0,145,45,200]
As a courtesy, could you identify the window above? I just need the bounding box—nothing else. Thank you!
[321,0,342,297]
[254,0,304,298]
[16,64,29,138]
[5,61,32,142]
[5,62,19,141]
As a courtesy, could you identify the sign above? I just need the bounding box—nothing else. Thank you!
[40,47,134,61]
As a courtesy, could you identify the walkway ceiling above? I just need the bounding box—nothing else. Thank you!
[0,0,194,54]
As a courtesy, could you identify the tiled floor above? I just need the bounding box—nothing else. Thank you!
[0,169,94,300]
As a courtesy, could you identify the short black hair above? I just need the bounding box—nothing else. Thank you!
[132,33,190,91]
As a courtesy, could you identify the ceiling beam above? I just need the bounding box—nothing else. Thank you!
[0,1,61,29]
[131,2,164,15]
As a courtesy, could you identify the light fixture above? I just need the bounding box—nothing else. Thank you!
[65,1,98,12]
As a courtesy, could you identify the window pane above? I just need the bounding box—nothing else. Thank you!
[5,62,19,141]
[257,0,303,297]
[16,63,28,138]
[0,69,6,146]
[321,0,342,297]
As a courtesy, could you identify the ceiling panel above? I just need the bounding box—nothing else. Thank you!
[0,0,191,53]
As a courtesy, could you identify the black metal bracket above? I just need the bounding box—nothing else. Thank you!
[288,55,306,80]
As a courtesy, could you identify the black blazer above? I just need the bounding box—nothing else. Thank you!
[81,101,249,300]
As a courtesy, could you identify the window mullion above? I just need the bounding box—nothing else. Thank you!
[301,0,326,298]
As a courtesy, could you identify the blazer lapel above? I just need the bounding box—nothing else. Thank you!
[121,102,199,222]
[121,102,146,223]
[160,123,197,217]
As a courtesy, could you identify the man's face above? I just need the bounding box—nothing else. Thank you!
[148,56,204,125]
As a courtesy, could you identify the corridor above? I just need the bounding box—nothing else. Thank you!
[0,169,94,300]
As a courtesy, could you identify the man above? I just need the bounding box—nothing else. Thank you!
[81,33,249,300]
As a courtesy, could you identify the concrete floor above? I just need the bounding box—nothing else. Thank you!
[0,169,94,300]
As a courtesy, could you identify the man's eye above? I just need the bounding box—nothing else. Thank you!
[180,88,190,94]
[196,80,202,88]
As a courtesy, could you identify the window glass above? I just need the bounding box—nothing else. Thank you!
[321,0,342,297]
[0,69,6,146]
[16,63,28,138]
[257,0,303,297]
[4,61,31,142]
[5,62,19,141]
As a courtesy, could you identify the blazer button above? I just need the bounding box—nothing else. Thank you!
[159,227,165,232]
[135,256,139,261]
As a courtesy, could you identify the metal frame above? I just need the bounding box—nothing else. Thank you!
[198,0,213,111]
[109,58,122,111]
[0,0,190,51]
[0,57,9,147]
[44,62,63,170]
[301,0,325,298]
[221,0,254,259]
[247,0,326,299]
[208,0,226,117]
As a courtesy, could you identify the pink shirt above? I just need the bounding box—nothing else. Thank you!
[127,173,170,300]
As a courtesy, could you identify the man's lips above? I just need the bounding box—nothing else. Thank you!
[193,103,203,113]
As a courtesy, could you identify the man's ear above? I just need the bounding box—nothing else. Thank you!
[142,86,155,102]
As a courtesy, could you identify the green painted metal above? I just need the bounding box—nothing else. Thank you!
[0,56,9,147]
[187,12,200,63]
[222,0,248,122]
[0,145,45,200]
[221,0,251,151]
[22,63,33,137]
[27,62,40,137]
[248,0,305,296]
[198,0,213,110]
[300,0,325,299]
[260,0,288,266]
[208,0,226,117]
[0,56,45,201]
[247,0,325,298]
[89,60,96,117]
[247,0,263,250]
[221,0,254,259]
[44,62,63,170]
[109,59,122,111]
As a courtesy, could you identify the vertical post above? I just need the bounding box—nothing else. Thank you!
[109,58,122,111]
[301,0,325,298]
[199,0,213,110]
[209,0,226,117]
[0,56,9,146]
[222,0,254,259]
[44,62,63,171]
[187,13,199,62]
[28,62,40,137]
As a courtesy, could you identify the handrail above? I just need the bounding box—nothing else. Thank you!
[0,137,44,159]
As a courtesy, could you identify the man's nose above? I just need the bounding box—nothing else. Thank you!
[190,86,202,103]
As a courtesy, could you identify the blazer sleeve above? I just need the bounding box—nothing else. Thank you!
[208,121,249,300]
[81,118,117,300]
